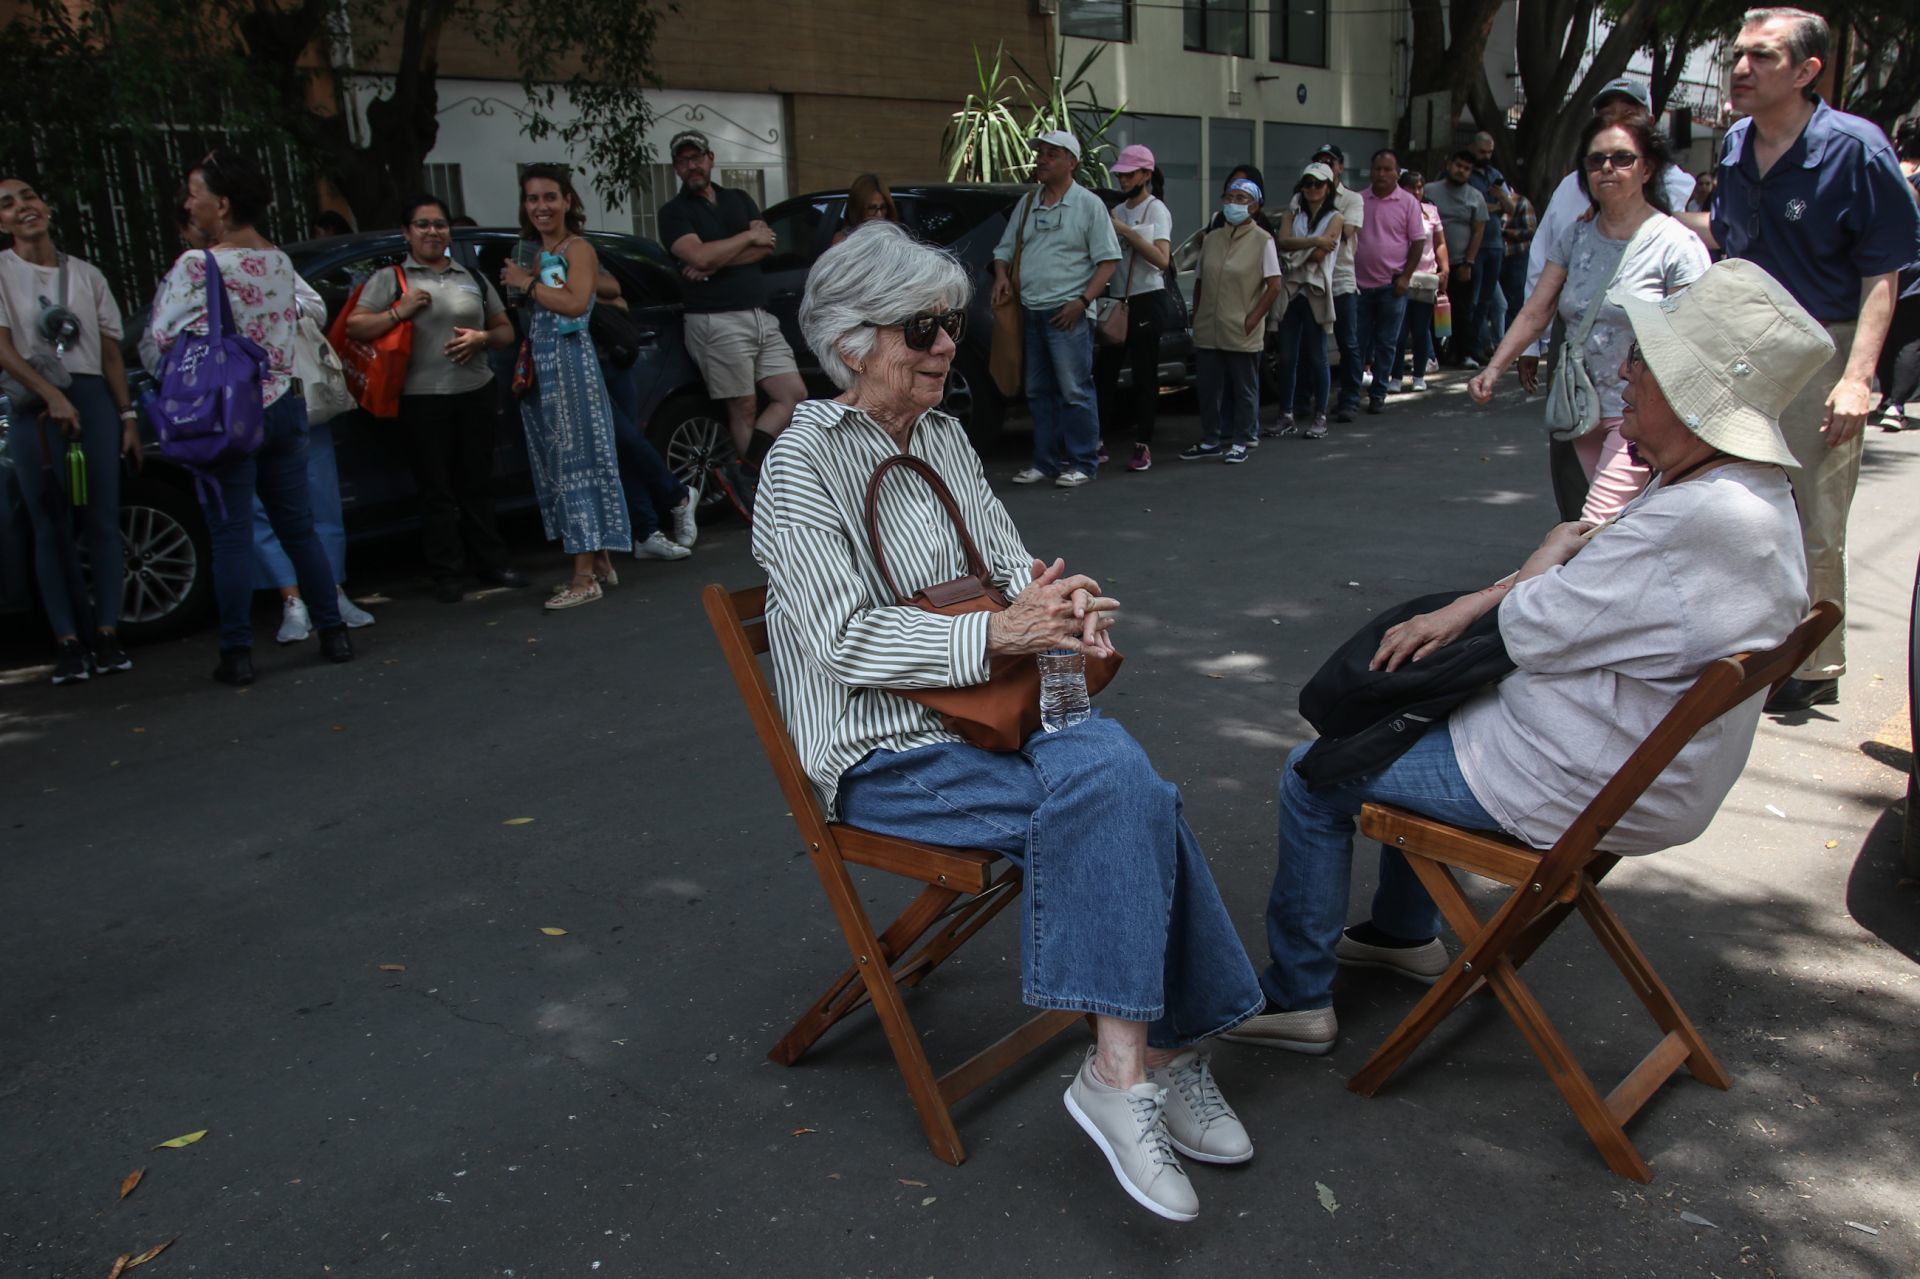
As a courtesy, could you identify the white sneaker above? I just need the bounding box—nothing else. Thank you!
[634,531,691,560]
[335,587,376,629]
[670,495,698,548]
[1412,377,1429,392]
[1360,369,1373,387]
[1063,1049,1198,1222]
[1010,467,1050,485]
[276,596,312,644]
[1054,469,1094,488]
[1147,1050,1252,1165]
[1398,376,1413,394]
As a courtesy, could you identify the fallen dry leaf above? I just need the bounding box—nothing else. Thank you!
[539,927,568,936]
[898,1178,928,1187]
[152,1130,206,1150]
[124,1237,175,1268]
[377,964,406,973]
[118,1168,144,1200]
[1315,1181,1340,1215]
[1825,840,1838,849]
[105,1254,130,1279]
[920,1196,937,1207]
[790,1127,816,1136]
[332,725,345,732]
[504,817,535,826]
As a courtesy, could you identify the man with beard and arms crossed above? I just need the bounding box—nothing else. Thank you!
[658,131,806,477]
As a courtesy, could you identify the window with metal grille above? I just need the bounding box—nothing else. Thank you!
[422,163,467,217]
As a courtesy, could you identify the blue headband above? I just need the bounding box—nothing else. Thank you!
[1226,178,1264,204]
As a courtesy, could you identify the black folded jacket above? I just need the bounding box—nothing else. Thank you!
[1295,590,1516,790]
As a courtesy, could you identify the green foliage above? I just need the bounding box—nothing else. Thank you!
[943,42,1124,188]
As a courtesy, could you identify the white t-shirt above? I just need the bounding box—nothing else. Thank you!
[0,249,123,376]
[1526,166,1698,357]
[1451,463,1807,854]
[1545,212,1710,420]
[1110,195,1173,296]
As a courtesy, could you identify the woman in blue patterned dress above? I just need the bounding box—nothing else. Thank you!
[499,165,631,609]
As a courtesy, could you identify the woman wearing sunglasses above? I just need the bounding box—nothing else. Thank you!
[756,221,1263,1224]
[1469,114,1709,520]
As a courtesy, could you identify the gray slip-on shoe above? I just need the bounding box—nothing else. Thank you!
[1063,1049,1198,1221]
[1335,929,1449,985]
[1218,1005,1337,1055]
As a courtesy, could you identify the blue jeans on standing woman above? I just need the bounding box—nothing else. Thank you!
[1354,285,1409,407]
[4,373,124,640]
[1022,305,1100,477]
[251,418,346,588]
[203,393,342,652]
[1260,724,1499,1012]
[1332,291,1363,414]
[1394,298,1436,382]
[1276,294,1331,421]
[601,357,690,540]
[841,715,1263,1046]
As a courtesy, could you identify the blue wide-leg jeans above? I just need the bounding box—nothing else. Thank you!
[1260,725,1501,1012]
[840,715,1263,1047]
[1022,305,1101,477]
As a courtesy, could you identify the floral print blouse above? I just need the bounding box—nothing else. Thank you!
[151,246,308,407]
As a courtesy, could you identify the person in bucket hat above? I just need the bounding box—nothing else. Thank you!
[1237,257,1824,1059]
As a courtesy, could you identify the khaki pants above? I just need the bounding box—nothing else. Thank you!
[1779,321,1862,678]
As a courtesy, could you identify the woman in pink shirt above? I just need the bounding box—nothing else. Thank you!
[1392,170,1448,392]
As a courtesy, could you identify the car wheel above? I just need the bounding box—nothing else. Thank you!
[646,396,733,512]
[945,353,1004,450]
[115,475,213,643]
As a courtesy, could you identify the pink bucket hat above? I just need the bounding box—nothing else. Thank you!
[1111,144,1156,174]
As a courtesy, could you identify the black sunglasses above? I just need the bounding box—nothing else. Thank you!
[1584,149,1641,172]
[868,308,965,351]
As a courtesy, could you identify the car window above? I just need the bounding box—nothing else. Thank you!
[306,249,408,326]
[600,250,683,308]
[891,196,963,249]
[761,200,835,273]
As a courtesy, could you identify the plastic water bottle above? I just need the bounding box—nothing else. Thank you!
[1038,649,1090,733]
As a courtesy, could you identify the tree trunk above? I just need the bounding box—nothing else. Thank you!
[1400,0,1505,174]
[1501,0,1663,209]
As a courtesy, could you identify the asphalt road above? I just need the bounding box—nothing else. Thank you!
[3,377,1916,1278]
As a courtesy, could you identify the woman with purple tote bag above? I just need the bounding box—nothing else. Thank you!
[150,149,355,686]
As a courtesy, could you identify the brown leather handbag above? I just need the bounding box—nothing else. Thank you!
[863,454,1120,751]
[988,190,1033,397]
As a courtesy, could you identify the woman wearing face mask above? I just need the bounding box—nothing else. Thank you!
[0,176,142,685]
[348,195,528,602]
[1267,164,1344,440]
[1178,178,1280,464]
[1094,146,1175,472]
[498,164,631,610]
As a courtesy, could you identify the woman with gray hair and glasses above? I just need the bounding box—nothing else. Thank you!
[753,220,1262,1223]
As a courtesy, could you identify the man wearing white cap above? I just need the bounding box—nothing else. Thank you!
[1676,7,1920,714]
[1234,258,1827,1055]
[993,130,1123,487]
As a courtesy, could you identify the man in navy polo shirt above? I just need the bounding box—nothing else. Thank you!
[1679,6,1920,713]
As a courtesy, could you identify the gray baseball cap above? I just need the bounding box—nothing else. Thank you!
[1592,78,1652,110]
[668,130,711,159]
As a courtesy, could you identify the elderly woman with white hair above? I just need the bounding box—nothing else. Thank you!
[753,220,1263,1223]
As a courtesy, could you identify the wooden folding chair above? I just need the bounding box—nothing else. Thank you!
[702,582,1083,1165]
[1347,603,1842,1182]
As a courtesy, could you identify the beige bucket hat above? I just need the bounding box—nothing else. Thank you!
[1612,258,1835,468]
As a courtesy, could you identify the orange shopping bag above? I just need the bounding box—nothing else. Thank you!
[326,266,412,418]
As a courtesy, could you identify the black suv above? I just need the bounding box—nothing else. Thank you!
[757,183,1191,447]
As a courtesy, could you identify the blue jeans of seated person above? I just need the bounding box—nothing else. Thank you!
[1022,305,1100,477]
[203,393,342,652]
[840,714,1264,1046]
[601,356,690,540]
[1355,285,1409,406]
[252,417,346,588]
[1276,294,1331,420]
[5,373,124,639]
[1261,724,1501,1012]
